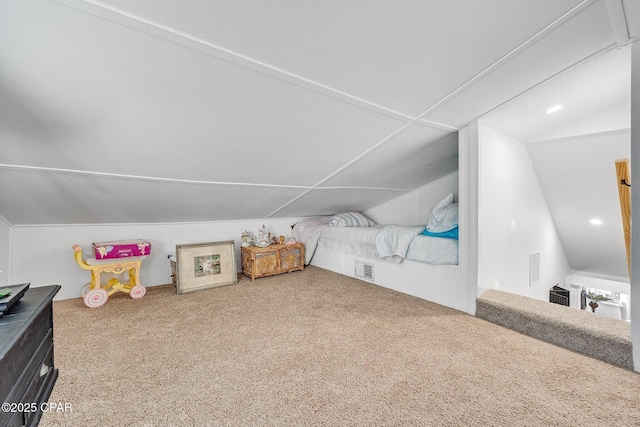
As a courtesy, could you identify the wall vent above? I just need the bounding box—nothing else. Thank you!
[529,253,540,286]
[354,260,374,282]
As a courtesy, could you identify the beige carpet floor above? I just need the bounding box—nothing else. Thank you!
[40,266,640,427]
[476,289,633,369]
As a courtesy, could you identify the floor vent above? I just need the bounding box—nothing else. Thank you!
[354,260,374,281]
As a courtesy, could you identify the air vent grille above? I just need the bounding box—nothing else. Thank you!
[529,253,540,286]
[354,260,374,281]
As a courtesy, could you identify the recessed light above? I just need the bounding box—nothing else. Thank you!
[590,219,603,225]
[545,105,563,114]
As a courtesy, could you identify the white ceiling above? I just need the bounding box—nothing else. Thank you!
[528,130,630,279]
[0,0,637,286]
[482,42,632,279]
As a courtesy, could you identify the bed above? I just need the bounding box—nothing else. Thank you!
[293,194,459,266]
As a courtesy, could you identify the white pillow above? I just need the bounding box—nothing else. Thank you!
[329,212,376,227]
[426,193,458,233]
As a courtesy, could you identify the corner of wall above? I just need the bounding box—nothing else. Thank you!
[628,39,640,372]
[364,173,460,226]
[458,123,479,315]
[0,215,12,285]
[476,122,570,302]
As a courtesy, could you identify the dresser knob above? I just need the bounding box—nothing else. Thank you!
[40,363,50,377]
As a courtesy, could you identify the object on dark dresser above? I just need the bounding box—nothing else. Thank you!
[0,285,61,427]
[0,283,30,317]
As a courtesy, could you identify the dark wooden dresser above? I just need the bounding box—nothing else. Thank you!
[0,285,60,427]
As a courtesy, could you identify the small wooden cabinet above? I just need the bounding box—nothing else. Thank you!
[241,243,304,281]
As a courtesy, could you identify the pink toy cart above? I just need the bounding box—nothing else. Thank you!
[73,245,147,308]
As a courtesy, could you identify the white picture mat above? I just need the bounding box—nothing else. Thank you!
[176,241,237,294]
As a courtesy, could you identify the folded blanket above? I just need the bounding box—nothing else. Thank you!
[375,225,425,261]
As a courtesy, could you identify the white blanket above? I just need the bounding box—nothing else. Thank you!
[317,225,381,261]
[293,218,458,266]
[375,225,424,262]
[292,216,332,264]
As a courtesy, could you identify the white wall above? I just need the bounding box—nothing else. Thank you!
[0,215,11,285]
[10,218,301,300]
[363,173,459,226]
[477,122,571,300]
[461,123,480,315]
[630,39,640,372]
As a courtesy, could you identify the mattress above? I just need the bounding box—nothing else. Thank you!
[317,225,458,265]
[318,225,382,261]
[405,234,458,265]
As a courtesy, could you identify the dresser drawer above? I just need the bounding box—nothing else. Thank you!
[1,286,60,427]
[2,410,23,427]
[5,328,53,405]
[254,251,278,275]
[22,343,56,427]
[0,305,52,402]
[1,342,56,427]
[280,246,303,272]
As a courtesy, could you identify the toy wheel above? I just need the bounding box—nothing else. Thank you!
[81,283,91,297]
[130,285,146,299]
[83,288,108,308]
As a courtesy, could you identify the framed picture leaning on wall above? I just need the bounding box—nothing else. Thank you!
[175,240,237,294]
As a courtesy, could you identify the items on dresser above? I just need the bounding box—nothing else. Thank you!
[0,285,60,427]
[0,283,30,318]
[241,243,304,281]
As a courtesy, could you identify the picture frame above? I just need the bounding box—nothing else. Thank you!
[175,240,238,294]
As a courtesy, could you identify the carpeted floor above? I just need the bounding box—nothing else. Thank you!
[40,266,640,427]
[476,289,633,370]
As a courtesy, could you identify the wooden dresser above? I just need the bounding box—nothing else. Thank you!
[241,243,304,281]
[0,285,60,427]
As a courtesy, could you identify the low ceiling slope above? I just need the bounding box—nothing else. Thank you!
[483,43,633,280]
[0,0,633,224]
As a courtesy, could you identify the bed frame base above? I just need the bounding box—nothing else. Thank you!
[310,246,472,314]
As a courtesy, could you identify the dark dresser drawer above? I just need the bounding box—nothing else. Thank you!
[4,410,23,427]
[0,285,60,427]
[23,344,56,427]
[0,309,52,402]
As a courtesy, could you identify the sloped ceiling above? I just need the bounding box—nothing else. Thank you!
[0,0,635,226]
[482,42,632,279]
